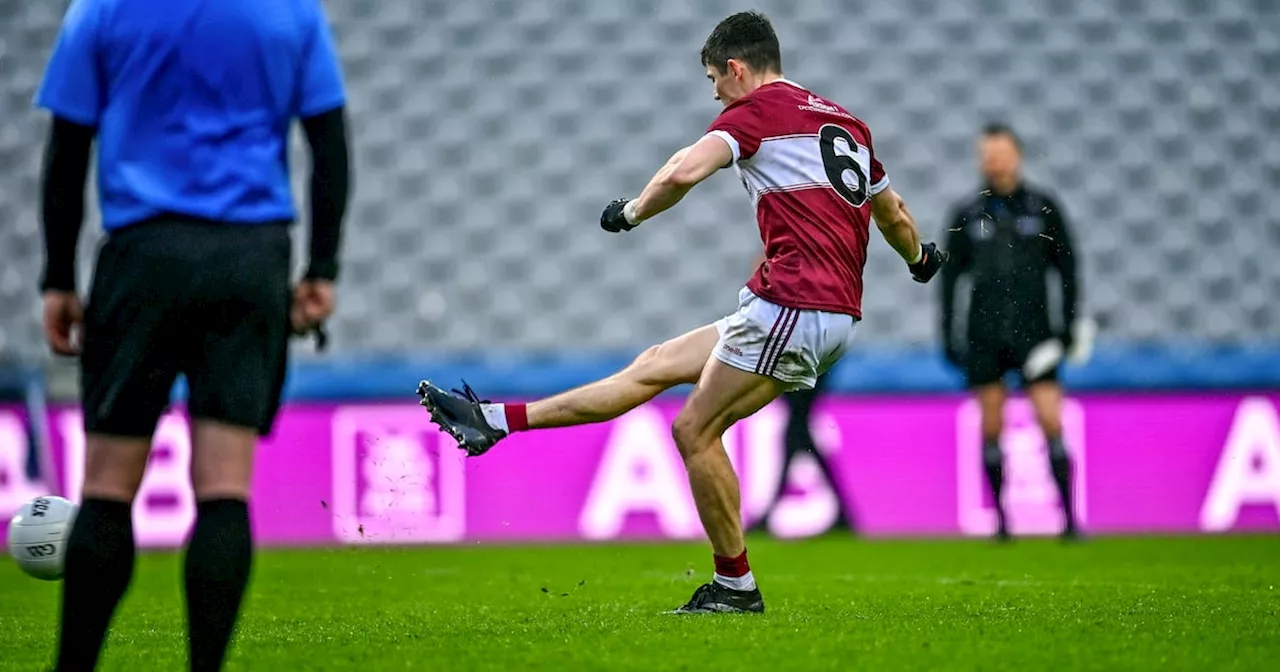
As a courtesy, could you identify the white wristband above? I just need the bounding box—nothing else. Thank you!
[623,200,641,226]
[908,244,923,265]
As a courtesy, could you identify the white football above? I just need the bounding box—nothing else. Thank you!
[7,495,77,581]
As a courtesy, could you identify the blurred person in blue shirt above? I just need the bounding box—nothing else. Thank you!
[35,1,351,669]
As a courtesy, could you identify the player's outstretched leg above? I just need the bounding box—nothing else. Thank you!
[1028,381,1080,540]
[418,325,719,456]
[669,358,786,615]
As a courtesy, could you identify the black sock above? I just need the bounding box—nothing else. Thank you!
[184,499,253,672]
[982,439,1007,531]
[1047,438,1076,530]
[56,498,136,672]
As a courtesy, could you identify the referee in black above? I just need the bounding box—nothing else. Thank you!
[939,123,1080,542]
[35,1,350,670]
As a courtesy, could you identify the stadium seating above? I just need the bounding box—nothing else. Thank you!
[0,0,1276,396]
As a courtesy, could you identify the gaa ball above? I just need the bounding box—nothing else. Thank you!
[7,496,77,581]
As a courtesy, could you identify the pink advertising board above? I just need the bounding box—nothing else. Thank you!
[2,394,1278,549]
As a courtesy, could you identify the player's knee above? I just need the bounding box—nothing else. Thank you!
[191,464,254,501]
[81,477,142,503]
[190,420,257,500]
[629,344,663,372]
[1032,404,1063,437]
[670,411,712,459]
[1039,415,1064,440]
[631,342,695,389]
[980,415,1003,442]
[977,394,1004,439]
[670,413,695,452]
[81,434,151,501]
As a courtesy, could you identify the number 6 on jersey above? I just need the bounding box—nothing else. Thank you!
[818,123,871,208]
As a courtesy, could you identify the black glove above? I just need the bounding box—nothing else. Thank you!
[908,242,947,283]
[600,198,638,233]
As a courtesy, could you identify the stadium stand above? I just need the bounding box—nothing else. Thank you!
[1,0,1277,399]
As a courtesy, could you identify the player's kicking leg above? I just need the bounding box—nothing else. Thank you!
[667,357,786,614]
[422,288,854,615]
[417,325,720,455]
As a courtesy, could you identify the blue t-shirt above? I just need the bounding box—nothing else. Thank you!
[35,0,347,231]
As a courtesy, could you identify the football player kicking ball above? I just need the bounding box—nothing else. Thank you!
[418,11,946,614]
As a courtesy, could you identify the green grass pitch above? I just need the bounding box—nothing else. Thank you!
[2,535,1278,671]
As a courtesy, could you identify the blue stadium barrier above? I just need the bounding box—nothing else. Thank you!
[8,344,1278,406]
[256,343,1280,402]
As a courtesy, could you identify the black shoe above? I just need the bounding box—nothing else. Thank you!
[994,520,1012,543]
[416,380,506,456]
[1060,522,1084,542]
[669,582,765,614]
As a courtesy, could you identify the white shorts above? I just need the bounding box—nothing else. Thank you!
[712,287,858,391]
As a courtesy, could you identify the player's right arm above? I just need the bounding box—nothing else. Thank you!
[599,134,733,232]
[630,139,726,220]
[600,98,760,233]
[871,186,946,283]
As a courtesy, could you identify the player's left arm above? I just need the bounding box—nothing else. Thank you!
[35,0,105,295]
[871,186,948,283]
[1044,197,1079,338]
[604,134,732,230]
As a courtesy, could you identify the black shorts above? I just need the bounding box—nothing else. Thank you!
[80,218,292,438]
[963,338,1059,389]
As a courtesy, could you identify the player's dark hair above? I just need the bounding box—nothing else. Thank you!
[982,122,1023,152]
[700,11,782,75]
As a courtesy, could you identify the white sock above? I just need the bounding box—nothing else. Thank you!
[714,571,757,592]
[479,403,509,432]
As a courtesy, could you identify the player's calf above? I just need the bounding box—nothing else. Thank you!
[522,326,717,429]
[56,435,149,670]
[417,326,720,457]
[668,358,787,615]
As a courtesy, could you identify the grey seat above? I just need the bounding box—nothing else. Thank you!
[0,0,1277,367]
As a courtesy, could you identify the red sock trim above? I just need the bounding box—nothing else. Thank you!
[504,403,529,432]
[713,550,750,577]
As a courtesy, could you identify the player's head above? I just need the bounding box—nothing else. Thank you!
[979,122,1023,190]
[701,11,783,106]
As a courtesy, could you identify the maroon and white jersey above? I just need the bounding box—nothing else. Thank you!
[705,79,889,319]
